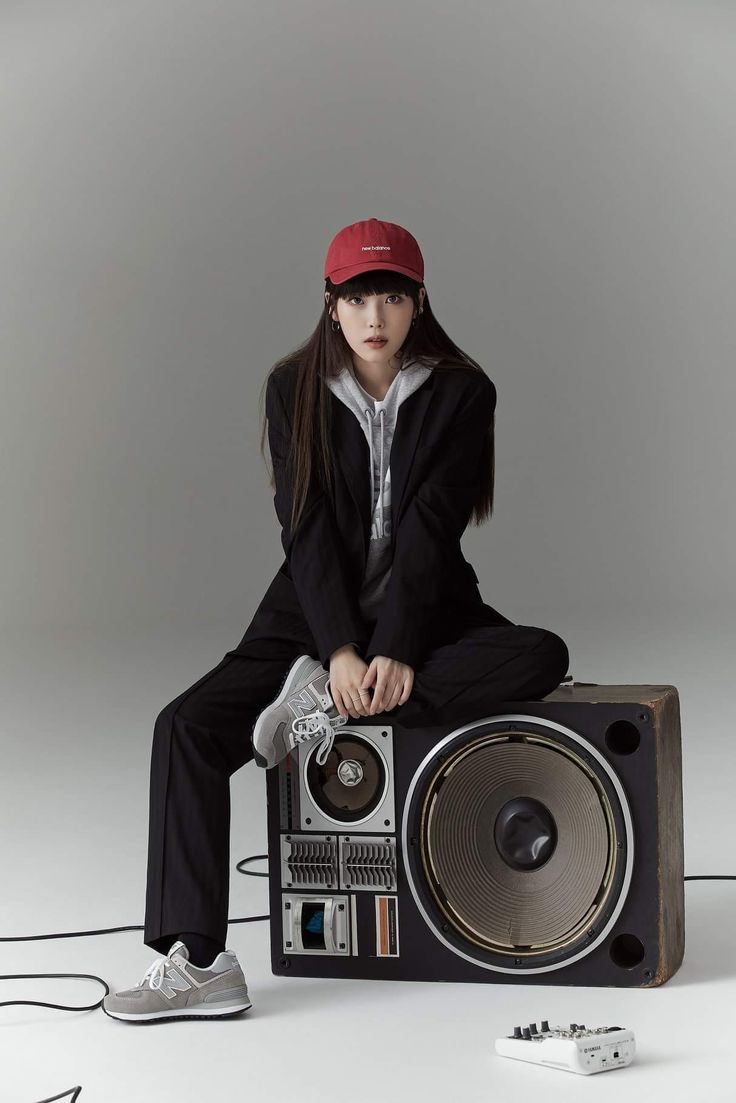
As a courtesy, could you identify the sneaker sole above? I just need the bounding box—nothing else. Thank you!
[251,653,322,769]
[102,1000,252,1023]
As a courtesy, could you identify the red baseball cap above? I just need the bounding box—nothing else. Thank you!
[324,218,425,285]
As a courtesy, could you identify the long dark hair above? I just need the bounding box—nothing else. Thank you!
[259,268,495,536]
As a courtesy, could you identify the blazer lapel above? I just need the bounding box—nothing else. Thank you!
[329,396,372,551]
[389,376,434,534]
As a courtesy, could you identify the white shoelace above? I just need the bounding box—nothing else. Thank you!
[291,710,348,766]
[141,954,181,991]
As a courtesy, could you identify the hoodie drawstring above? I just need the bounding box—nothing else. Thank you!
[364,406,386,536]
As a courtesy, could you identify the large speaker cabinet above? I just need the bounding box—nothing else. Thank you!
[265,682,684,989]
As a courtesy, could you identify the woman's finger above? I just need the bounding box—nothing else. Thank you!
[386,681,403,711]
[333,688,349,718]
[347,690,365,717]
[370,679,385,714]
[398,677,412,706]
[354,688,371,716]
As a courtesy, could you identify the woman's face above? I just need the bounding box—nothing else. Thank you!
[326,286,425,368]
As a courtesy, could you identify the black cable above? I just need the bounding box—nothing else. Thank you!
[0,861,732,1103]
[20,1091,83,1103]
[683,875,736,880]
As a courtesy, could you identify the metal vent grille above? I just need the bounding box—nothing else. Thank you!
[281,835,338,889]
[341,838,397,891]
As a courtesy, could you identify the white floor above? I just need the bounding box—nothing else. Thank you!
[1,614,734,1103]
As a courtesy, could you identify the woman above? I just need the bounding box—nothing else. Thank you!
[103,218,570,1023]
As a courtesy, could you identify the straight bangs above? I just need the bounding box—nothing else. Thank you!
[333,269,420,299]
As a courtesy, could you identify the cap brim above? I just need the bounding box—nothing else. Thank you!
[326,261,423,285]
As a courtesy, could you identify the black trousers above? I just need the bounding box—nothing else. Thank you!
[143,612,570,954]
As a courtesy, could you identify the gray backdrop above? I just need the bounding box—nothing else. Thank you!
[1,4,734,1102]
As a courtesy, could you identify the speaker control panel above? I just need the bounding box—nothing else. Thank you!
[276,726,400,960]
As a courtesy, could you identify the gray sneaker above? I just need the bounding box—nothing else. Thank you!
[251,653,348,770]
[102,940,252,1023]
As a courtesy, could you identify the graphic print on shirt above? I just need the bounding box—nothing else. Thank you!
[371,464,391,540]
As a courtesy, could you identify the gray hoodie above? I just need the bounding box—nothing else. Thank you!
[325,355,440,625]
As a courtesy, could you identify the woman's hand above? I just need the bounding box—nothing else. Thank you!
[328,647,414,718]
[328,646,373,719]
[361,655,414,716]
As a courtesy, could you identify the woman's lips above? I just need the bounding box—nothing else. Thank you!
[365,338,387,345]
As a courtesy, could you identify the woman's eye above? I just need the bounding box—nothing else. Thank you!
[348,295,402,305]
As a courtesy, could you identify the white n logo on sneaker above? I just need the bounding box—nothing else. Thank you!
[288,688,323,719]
[158,967,192,1000]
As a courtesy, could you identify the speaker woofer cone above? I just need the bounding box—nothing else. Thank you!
[406,726,629,969]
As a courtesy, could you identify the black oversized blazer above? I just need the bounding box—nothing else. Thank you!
[236,360,510,671]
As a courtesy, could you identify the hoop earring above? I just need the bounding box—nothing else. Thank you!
[331,320,341,332]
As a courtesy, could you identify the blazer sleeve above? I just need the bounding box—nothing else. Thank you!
[266,371,369,669]
[364,373,496,670]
